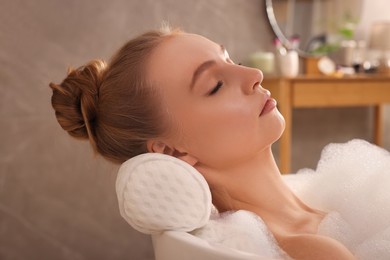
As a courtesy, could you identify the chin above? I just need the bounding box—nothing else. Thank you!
[270,109,285,142]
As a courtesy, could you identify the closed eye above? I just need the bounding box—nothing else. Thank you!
[208,81,223,96]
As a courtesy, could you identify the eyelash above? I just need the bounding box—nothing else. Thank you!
[208,81,223,96]
[205,58,241,96]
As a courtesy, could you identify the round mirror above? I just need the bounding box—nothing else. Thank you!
[265,0,363,57]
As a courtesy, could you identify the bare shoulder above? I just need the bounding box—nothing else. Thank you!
[279,234,356,260]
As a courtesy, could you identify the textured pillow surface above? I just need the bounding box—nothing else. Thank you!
[116,153,212,234]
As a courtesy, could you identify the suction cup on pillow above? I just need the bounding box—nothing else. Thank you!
[116,153,212,234]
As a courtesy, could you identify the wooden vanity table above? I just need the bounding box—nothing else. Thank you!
[263,75,390,173]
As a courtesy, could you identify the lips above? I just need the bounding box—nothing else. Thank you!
[256,86,276,116]
[259,98,277,116]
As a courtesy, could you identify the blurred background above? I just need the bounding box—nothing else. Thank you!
[0,0,389,259]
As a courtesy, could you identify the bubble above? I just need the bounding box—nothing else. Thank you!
[293,139,390,257]
[191,139,390,258]
[191,210,288,258]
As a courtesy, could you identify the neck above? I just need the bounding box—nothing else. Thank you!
[196,146,324,236]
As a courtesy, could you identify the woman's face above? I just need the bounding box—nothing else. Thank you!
[147,33,285,169]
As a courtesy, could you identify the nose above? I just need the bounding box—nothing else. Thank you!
[240,66,264,95]
[226,64,265,95]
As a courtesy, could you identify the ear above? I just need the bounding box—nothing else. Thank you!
[146,140,198,166]
[146,139,167,154]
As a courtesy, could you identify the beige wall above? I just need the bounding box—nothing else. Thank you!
[0,0,389,259]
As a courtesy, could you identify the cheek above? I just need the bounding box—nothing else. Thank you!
[196,100,253,135]
[179,100,260,160]
[184,106,285,167]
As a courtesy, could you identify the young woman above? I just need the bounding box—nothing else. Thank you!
[50,28,357,259]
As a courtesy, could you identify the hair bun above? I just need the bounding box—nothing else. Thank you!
[50,59,107,145]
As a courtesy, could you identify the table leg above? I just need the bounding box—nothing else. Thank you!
[374,104,384,146]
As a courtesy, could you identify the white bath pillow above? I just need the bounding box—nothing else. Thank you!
[116,153,212,234]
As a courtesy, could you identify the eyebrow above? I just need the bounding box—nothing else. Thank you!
[190,44,226,90]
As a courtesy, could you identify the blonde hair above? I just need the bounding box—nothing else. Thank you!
[50,28,181,164]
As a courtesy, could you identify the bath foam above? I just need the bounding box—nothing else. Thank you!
[294,139,390,258]
[191,210,289,258]
[192,139,390,259]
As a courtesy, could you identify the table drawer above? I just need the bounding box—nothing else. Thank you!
[293,81,390,107]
